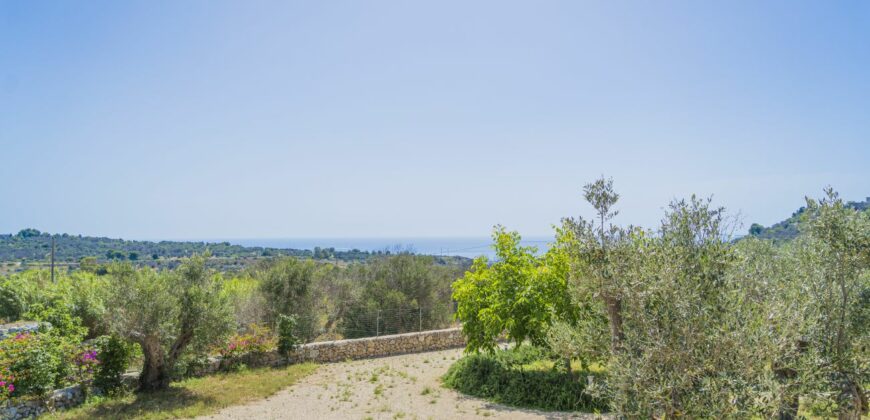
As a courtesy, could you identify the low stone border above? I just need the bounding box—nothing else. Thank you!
[0,322,42,340]
[1,328,467,419]
[1,385,83,420]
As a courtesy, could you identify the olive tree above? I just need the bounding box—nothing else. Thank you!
[559,177,635,355]
[560,181,780,416]
[606,196,764,417]
[106,255,233,391]
[792,189,869,417]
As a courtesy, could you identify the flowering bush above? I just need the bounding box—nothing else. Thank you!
[220,324,276,370]
[0,332,65,397]
[68,347,99,392]
[0,368,15,401]
[0,329,95,401]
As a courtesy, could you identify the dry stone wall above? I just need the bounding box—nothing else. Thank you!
[215,327,466,370]
[290,327,466,363]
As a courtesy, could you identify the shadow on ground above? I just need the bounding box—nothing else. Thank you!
[76,387,218,420]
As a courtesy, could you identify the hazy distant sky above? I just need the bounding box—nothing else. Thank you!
[1,1,868,239]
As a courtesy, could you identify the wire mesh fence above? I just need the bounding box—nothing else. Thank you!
[286,304,458,344]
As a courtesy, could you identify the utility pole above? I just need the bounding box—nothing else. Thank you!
[50,236,56,283]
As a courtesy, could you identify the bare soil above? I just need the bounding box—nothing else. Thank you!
[196,348,602,420]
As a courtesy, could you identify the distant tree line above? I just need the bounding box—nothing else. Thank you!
[0,230,448,266]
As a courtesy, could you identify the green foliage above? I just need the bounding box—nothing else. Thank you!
[443,346,607,412]
[0,270,49,322]
[749,222,764,236]
[0,269,108,338]
[789,189,870,416]
[277,314,300,356]
[452,226,575,352]
[0,281,25,323]
[257,258,321,340]
[106,250,126,260]
[25,302,88,341]
[17,229,41,238]
[78,256,101,274]
[93,335,133,395]
[341,254,460,338]
[221,275,266,329]
[603,196,766,417]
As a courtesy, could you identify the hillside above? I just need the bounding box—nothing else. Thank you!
[747,196,870,241]
[0,229,414,266]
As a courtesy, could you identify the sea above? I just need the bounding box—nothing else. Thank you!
[220,237,554,260]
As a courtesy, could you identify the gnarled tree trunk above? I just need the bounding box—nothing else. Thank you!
[139,335,170,392]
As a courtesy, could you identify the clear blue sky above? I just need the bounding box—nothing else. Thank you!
[1,1,868,239]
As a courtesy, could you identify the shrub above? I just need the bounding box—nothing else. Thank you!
[171,352,211,380]
[0,282,24,323]
[0,332,71,397]
[24,302,87,341]
[69,346,99,394]
[443,346,607,412]
[220,324,276,370]
[258,258,321,339]
[93,335,133,395]
[277,314,300,356]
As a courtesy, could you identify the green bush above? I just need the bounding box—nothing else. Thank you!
[25,302,87,341]
[170,352,211,380]
[93,335,133,395]
[443,346,607,412]
[277,314,300,356]
[0,282,24,323]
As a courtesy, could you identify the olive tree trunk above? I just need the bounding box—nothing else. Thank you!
[137,328,195,392]
[139,335,171,392]
[605,295,624,353]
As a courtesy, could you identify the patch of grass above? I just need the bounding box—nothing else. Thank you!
[442,346,607,412]
[337,383,353,402]
[45,363,317,420]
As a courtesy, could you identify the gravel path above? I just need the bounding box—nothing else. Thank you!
[196,348,601,420]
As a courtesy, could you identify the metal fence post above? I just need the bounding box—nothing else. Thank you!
[419,307,423,331]
[376,310,380,337]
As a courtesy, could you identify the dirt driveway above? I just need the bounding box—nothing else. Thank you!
[196,348,602,420]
